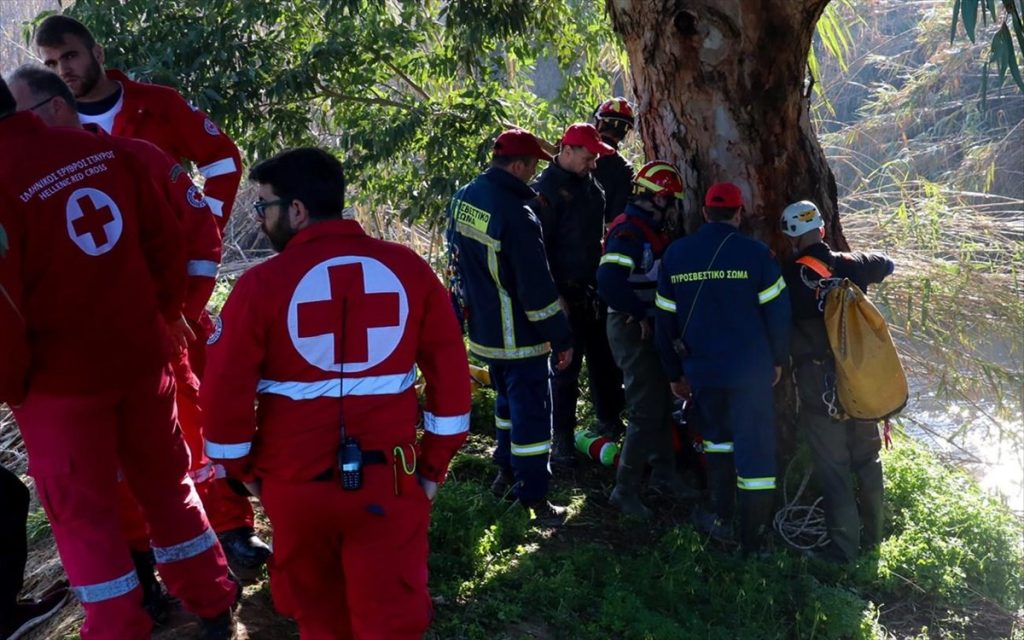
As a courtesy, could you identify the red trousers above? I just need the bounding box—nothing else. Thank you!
[119,338,253,550]
[260,459,432,639]
[14,366,238,640]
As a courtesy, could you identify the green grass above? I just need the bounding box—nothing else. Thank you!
[424,396,1024,640]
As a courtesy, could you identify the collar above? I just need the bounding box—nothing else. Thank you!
[699,221,739,236]
[796,241,832,259]
[483,167,537,199]
[286,219,367,250]
[623,203,660,229]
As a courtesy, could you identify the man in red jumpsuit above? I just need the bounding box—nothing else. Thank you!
[0,78,239,640]
[6,63,228,621]
[201,147,471,638]
[34,15,270,576]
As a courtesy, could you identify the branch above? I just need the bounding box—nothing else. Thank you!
[317,88,416,111]
[379,57,431,101]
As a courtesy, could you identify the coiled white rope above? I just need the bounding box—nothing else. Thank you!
[773,457,829,551]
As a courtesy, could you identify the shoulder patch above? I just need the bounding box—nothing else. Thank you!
[207,315,223,345]
[203,118,220,136]
[186,185,207,209]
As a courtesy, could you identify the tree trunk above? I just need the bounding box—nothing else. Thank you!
[606,0,849,254]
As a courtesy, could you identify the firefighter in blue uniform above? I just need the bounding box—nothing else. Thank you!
[596,161,698,518]
[655,183,791,555]
[447,129,574,524]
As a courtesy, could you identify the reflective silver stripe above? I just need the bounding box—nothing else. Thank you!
[758,276,786,304]
[737,476,776,490]
[424,412,470,436]
[205,196,225,217]
[655,293,677,313]
[187,259,219,277]
[197,157,238,179]
[511,440,551,456]
[525,300,561,322]
[600,253,636,269]
[72,570,139,603]
[152,528,218,564]
[205,440,252,459]
[257,367,418,400]
[702,440,734,453]
[469,340,550,360]
[495,417,512,430]
[455,222,501,249]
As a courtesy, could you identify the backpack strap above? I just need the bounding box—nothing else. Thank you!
[604,213,668,254]
[796,255,833,279]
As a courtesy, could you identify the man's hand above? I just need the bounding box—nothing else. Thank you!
[670,377,691,401]
[418,475,438,501]
[168,314,197,353]
[772,366,782,387]
[555,347,574,372]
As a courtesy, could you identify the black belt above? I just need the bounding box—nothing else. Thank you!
[312,449,388,482]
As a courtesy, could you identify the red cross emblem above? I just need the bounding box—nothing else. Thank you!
[288,257,408,372]
[65,188,123,256]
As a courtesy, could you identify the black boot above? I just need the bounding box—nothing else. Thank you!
[738,490,777,557]
[490,467,515,500]
[199,609,238,640]
[218,527,271,581]
[131,549,175,626]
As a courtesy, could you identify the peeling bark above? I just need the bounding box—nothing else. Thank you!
[607,0,848,254]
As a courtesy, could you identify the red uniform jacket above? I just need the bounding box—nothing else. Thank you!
[0,112,186,402]
[85,124,222,321]
[105,69,242,231]
[201,220,471,484]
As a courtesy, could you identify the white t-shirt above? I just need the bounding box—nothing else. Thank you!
[78,84,125,134]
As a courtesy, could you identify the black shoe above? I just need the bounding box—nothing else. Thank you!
[219,527,271,581]
[519,500,569,528]
[0,589,69,640]
[690,508,736,544]
[550,435,576,468]
[490,468,515,501]
[595,419,625,441]
[198,609,237,640]
[131,549,176,626]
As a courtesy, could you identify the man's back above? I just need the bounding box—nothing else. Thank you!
[0,112,185,395]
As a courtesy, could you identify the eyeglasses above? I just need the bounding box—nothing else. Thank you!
[252,198,289,219]
[25,95,57,112]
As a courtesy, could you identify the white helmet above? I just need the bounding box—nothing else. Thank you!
[780,200,824,237]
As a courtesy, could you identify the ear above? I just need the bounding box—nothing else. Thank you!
[701,206,710,222]
[290,198,311,229]
[93,44,105,66]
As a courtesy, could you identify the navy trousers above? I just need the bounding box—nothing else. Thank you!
[489,358,553,504]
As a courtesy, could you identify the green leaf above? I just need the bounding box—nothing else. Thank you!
[962,0,980,42]
[951,0,963,43]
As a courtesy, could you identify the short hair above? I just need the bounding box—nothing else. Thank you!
[7,65,76,110]
[249,148,345,220]
[0,78,15,118]
[34,15,97,49]
[490,154,534,169]
[705,206,740,222]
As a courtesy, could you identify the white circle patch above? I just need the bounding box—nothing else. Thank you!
[287,256,409,373]
[203,118,220,136]
[207,315,223,345]
[65,188,123,256]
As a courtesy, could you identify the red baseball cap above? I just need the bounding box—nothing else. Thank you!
[560,123,615,156]
[704,182,744,208]
[493,129,553,162]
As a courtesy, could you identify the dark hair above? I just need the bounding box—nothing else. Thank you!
[35,15,97,49]
[490,154,534,168]
[8,65,76,110]
[249,148,345,220]
[0,78,15,118]
[705,206,741,222]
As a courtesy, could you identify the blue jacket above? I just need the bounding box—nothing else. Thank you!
[655,222,791,388]
[596,204,667,320]
[447,167,572,363]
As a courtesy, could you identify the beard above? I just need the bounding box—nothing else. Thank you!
[74,53,103,98]
[262,214,296,253]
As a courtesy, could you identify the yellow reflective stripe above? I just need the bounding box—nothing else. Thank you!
[655,293,677,313]
[758,275,786,304]
[600,253,636,269]
[635,174,685,200]
[486,247,516,349]
[469,340,551,360]
[525,299,561,322]
[455,221,501,249]
[737,476,776,491]
[702,440,734,453]
[495,417,512,431]
[511,440,552,456]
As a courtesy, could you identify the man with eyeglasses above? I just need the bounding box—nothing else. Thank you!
[33,15,271,579]
[202,147,471,638]
[0,76,240,640]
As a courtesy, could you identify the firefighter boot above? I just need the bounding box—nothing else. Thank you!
[738,490,777,557]
[550,427,577,469]
[649,458,701,501]
[490,467,516,501]
[608,433,652,519]
[218,527,272,581]
[705,453,737,524]
[131,548,175,625]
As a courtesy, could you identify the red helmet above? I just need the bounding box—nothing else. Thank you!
[595,98,635,126]
[634,161,684,200]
